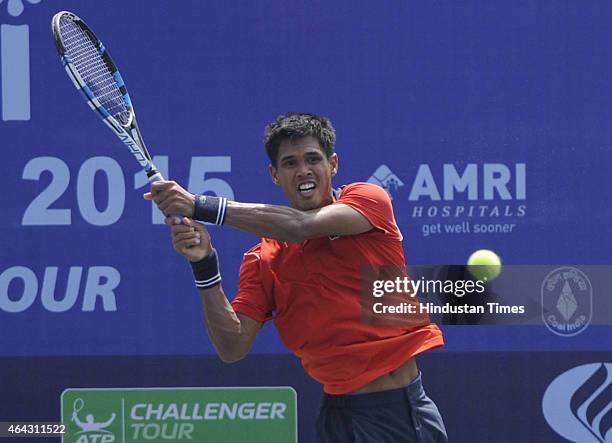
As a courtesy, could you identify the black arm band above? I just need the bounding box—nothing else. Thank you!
[190,249,222,289]
[193,195,228,225]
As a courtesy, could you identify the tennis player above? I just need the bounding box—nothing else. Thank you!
[144,113,447,442]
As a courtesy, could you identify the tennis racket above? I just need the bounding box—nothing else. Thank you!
[51,11,163,183]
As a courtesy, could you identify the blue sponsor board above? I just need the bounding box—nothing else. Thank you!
[2,2,611,442]
[1,0,610,356]
[1,352,610,442]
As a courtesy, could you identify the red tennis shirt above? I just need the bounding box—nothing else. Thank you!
[231,182,444,394]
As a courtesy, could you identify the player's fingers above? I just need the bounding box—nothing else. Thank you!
[170,224,194,234]
[162,202,192,218]
[173,237,201,250]
[143,192,153,201]
[173,231,200,242]
[184,218,202,231]
[153,191,172,208]
[150,180,172,193]
[157,198,176,213]
[182,217,194,227]
[164,216,184,226]
[188,221,211,241]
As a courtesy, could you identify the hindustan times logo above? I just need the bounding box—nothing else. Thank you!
[1,0,40,121]
[542,363,612,443]
[368,163,527,236]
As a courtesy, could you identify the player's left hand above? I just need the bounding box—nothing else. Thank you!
[166,216,211,262]
[143,180,195,217]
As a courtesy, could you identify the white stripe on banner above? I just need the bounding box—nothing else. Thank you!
[1,24,30,121]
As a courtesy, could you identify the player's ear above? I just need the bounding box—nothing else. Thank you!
[269,164,280,185]
[329,153,338,177]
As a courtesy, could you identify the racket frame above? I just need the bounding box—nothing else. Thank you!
[51,11,163,182]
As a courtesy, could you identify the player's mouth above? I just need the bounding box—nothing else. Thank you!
[297,181,317,197]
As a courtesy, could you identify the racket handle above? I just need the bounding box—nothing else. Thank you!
[148,171,165,183]
[145,170,186,224]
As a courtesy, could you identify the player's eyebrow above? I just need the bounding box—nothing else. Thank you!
[279,154,296,163]
[279,148,323,164]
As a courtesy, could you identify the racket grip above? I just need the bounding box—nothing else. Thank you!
[148,171,165,183]
[145,170,186,224]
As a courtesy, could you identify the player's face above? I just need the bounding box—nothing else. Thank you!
[270,136,338,211]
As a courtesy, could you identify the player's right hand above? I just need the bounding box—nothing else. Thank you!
[165,216,212,262]
[144,180,195,218]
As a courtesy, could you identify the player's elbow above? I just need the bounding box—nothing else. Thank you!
[284,214,312,243]
[273,220,303,243]
[214,338,250,363]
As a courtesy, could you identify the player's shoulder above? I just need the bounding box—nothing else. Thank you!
[339,182,392,202]
[247,238,287,256]
[242,243,262,260]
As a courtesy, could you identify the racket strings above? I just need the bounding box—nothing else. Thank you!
[59,16,131,125]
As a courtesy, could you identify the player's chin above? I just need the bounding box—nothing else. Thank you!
[293,194,323,211]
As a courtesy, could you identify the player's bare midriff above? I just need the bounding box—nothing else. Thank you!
[352,357,418,393]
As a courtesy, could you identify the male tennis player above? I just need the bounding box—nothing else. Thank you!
[144,113,447,442]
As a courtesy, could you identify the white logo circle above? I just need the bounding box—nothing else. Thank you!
[541,266,592,337]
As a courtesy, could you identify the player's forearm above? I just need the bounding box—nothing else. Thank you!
[198,285,252,363]
[224,201,308,242]
[151,183,316,241]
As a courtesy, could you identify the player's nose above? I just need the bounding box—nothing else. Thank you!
[295,161,313,178]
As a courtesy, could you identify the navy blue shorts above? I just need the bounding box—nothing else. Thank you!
[316,372,448,442]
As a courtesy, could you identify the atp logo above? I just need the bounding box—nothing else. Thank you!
[542,363,612,442]
[1,0,41,121]
[367,165,404,199]
[68,398,117,443]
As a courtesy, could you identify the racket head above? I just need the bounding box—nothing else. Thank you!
[52,11,134,128]
[73,398,84,412]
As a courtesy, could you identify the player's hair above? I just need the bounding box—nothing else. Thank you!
[264,112,336,167]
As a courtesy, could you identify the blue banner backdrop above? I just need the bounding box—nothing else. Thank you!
[1,1,611,442]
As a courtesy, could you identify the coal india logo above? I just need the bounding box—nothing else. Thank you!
[541,266,592,337]
[542,363,612,443]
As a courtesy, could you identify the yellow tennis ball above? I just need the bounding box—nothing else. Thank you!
[467,249,501,281]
